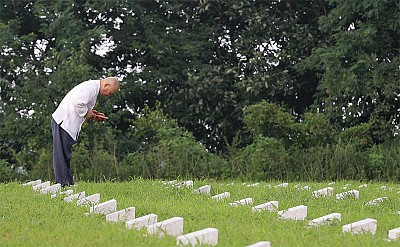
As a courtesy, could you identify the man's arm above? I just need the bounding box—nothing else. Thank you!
[84,109,97,120]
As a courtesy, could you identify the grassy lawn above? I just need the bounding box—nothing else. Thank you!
[1,179,400,246]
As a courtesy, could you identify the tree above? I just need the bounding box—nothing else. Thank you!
[297,0,400,142]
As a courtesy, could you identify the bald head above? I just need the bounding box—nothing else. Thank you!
[100,77,119,96]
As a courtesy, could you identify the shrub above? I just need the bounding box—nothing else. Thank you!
[234,136,288,181]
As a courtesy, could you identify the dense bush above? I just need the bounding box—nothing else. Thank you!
[118,105,229,180]
[233,136,288,181]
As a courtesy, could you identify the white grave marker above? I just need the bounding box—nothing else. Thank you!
[246,241,271,247]
[336,190,359,200]
[147,217,184,237]
[106,207,135,222]
[76,193,100,206]
[252,201,278,212]
[90,199,117,215]
[22,179,42,187]
[40,183,61,195]
[342,218,377,235]
[64,191,86,203]
[194,185,211,195]
[309,213,341,226]
[275,183,288,188]
[229,198,253,207]
[174,180,194,189]
[32,181,50,191]
[365,197,387,206]
[164,180,177,185]
[211,192,230,201]
[247,183,260,187]
[388,227,400,240]
[312,187,333,197]
[176,227,218,246]
[51,189,73,199]
[278,205,307,220]
[126,214,158,230]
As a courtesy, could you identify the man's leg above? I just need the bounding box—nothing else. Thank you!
[52,119,76,186]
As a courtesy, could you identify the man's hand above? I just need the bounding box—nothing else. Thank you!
[85,110,97,120]
[94,112,108,121]
[85,109,108,121]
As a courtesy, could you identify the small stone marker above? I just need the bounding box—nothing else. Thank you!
[164,180,177,185]
[245,241,271,247]
[64,191,86,203]
[90,199,117,215]
[40,183,61,195]
[365,197,388,206]
[342,218,377,235]
[194,185,211,195]
[388,227,400,240]
[309,213,341,226]
[211,192,230,201]
[278,205,307,220]
[247,183,260,187]
[336,190,359,200]
[126,214,158,230]
[252,201,278,212]
[173,180,194,189]
[51,189,73,199]
[328,182,335,185]
[184,180,193,187]
[176,227,218,246]
[76,193,100,206]
[295,184,311,190]
[106,207,135,222]
[22,179,42,187]
[147,217,184,237]
[358,184,368,188]
[60,189,73,196]
[32,181,50,191]
[229,197,253,207]
[274,183,288,188]
[312,187,333,197]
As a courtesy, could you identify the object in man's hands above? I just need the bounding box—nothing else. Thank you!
[94,114,108,121]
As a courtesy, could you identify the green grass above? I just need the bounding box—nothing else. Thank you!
[1,179,400,246]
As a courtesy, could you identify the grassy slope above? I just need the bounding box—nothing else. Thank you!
[1,179,400,247]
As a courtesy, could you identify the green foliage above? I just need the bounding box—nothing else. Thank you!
[298,0,400,131]
[120,104,228,180]
[340,121,374,148]
[29,148,53,181]
[0,159,17,182]
[287,140,366,181]
[295,112,336,148]
[243,101,296,144]
[234,136,288,181]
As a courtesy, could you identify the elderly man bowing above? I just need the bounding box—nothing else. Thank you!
[51,77,119,187]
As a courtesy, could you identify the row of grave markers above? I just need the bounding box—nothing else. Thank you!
[171,181,400,242]
[22,179,400,246]
[22,179,224,246]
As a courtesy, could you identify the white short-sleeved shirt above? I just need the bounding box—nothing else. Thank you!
[52,80,100,141]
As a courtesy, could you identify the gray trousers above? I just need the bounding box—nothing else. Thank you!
[51,118,76,186]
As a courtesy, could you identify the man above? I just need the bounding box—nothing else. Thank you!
[51,77,119,187]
